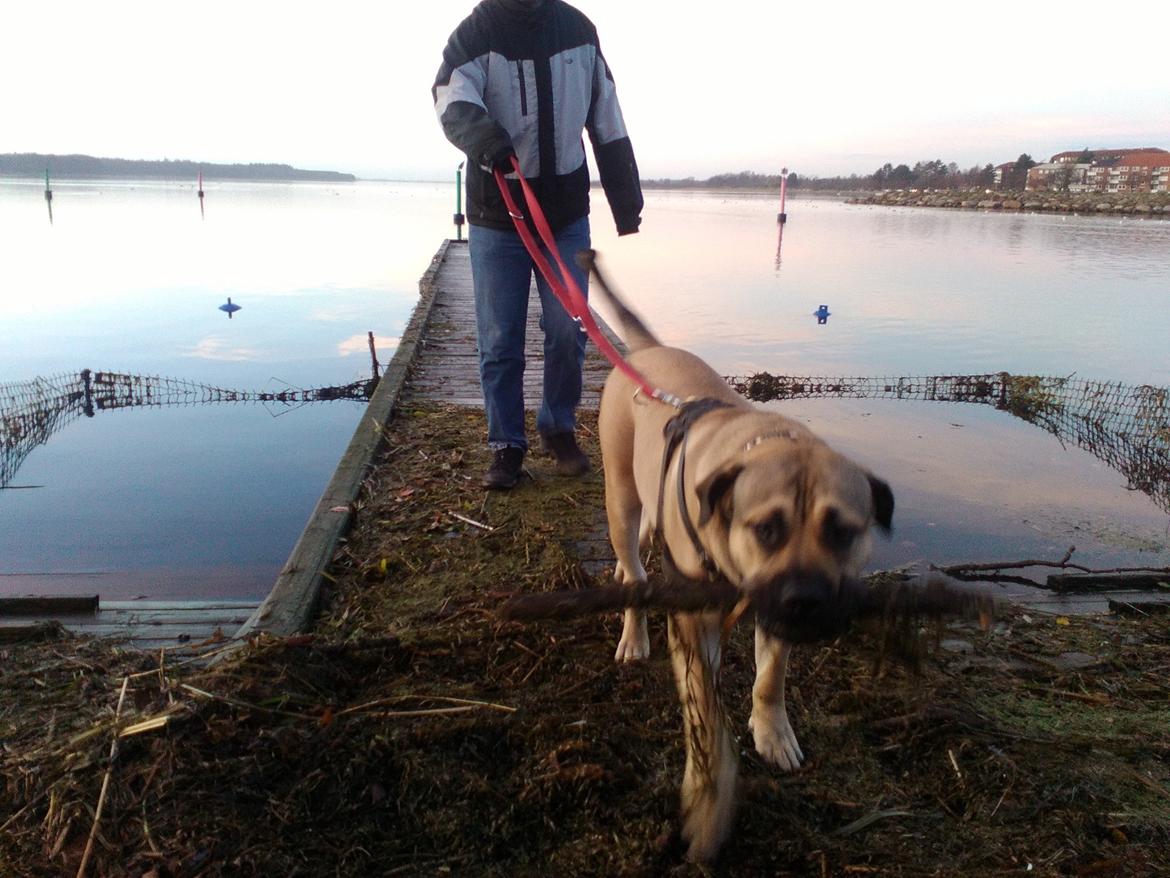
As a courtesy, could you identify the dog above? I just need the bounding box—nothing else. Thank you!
[583,251,894,862]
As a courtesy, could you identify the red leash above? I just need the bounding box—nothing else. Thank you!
[492,158,681,408]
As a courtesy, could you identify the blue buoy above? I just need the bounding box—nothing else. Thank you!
[219,297,242,318]
[814,304,831,324]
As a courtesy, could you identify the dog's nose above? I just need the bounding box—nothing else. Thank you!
[778,577,831,622]
[755,571,854,643]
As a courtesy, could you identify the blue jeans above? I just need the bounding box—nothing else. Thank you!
[468,215,590,451]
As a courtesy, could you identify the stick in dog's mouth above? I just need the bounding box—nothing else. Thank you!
[499,575,995,646]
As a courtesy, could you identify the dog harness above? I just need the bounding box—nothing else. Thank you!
[655,397,735,582]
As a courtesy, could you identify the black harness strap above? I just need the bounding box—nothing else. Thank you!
[655,398,734,581]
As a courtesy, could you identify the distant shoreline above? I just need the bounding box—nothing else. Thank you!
[848,188,1170,215]
[0,153,355,183]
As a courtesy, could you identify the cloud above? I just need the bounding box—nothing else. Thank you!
[184,337,259,362]
[338,333,400,358]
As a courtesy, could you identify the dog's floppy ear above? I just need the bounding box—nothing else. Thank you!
[697,464,743,527]
[868,475,894,532]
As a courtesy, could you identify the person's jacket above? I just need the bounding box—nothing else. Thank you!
[433,0,643,235]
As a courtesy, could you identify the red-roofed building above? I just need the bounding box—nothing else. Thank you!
[1027,148,1170,192]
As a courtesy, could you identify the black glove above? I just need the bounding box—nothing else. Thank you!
[480,138,516,173]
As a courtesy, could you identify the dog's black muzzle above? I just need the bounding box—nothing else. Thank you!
[751,571,867,644]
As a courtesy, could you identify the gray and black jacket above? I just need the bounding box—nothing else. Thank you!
[433,0,643,235]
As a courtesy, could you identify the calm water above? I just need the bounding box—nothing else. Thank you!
[2,179,1168,598]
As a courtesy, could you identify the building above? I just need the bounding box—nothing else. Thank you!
[1026,148,1170,193]
[1027,160,1091,192]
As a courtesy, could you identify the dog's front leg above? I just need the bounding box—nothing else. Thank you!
[612,509,650,662]
[748,626,804,771]
[668,611,738,863]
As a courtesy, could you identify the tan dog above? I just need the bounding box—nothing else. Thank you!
[586,252,893,862]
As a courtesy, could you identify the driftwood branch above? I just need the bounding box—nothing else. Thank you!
[499,574,995,646]
[499,578,739,621]
[933,547,1170,592]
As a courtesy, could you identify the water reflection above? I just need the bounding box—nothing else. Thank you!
[729,371,1170,515]
[0,370,376,490]
[590,196,1170,386]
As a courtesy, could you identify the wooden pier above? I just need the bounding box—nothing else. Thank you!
[399,240,620,409]
[8,239,1166,650]
[237,238,622,642]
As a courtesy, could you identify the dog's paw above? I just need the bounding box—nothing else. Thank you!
[680,769,738,864]
[681,808,728,865]
[614,609,650,662]
[614,630,650,662]
[749,710,804,771]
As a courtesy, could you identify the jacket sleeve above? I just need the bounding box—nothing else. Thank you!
[432,18,513,171]
[587,48,643,235]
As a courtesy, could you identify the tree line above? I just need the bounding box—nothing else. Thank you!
[0,153,356,183]
[642,155,1039,192]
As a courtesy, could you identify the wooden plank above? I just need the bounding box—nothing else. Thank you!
[1048,572,1170,592]
[82,611,255,626]
[63,623,235,641]
[100,600,260,612]
[0,595,99,615]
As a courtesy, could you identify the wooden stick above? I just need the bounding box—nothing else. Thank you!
[934,548,1169,584]
[77,676,130,878]
[179,683,311,720]
[448,511,495,531]
[499,574,994,636]
[355,706,500,719]
[499,577,740,621]
[336,694,515,718]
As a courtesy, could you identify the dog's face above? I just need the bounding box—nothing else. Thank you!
[695,435,894,643]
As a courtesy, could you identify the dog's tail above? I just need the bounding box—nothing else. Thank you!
[575,248,661,352]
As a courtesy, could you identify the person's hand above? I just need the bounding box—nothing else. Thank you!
[491,144,516,170]
[617,217,641,236]
[481,141,516,173]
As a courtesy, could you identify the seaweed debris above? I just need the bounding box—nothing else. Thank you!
[2,404,1169,877]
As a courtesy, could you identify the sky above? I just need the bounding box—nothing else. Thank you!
[4,0,1168,182]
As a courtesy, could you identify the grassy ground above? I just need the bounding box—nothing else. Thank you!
[2,403,1168,877]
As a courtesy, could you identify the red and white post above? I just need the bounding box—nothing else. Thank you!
[777,166,789,224]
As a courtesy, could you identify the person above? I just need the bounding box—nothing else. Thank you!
[433,0,643,489]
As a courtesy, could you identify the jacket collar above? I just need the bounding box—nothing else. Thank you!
[495,0,548,13]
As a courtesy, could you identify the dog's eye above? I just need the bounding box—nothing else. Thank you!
[752,513,788,550]
[821,508,860,551]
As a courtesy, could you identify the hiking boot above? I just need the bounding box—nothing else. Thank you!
[482,446,525,489]
[542,432,590,477]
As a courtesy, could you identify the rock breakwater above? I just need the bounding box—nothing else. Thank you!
[849,189,1170,215]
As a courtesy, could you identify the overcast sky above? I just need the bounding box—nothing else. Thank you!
[4,0,1168,181]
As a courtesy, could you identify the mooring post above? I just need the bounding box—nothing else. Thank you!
[777,167,789,224]
[81,368,94,417]
[454,161,465,241]
[368,331,381,380]
[44,168,53,225]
